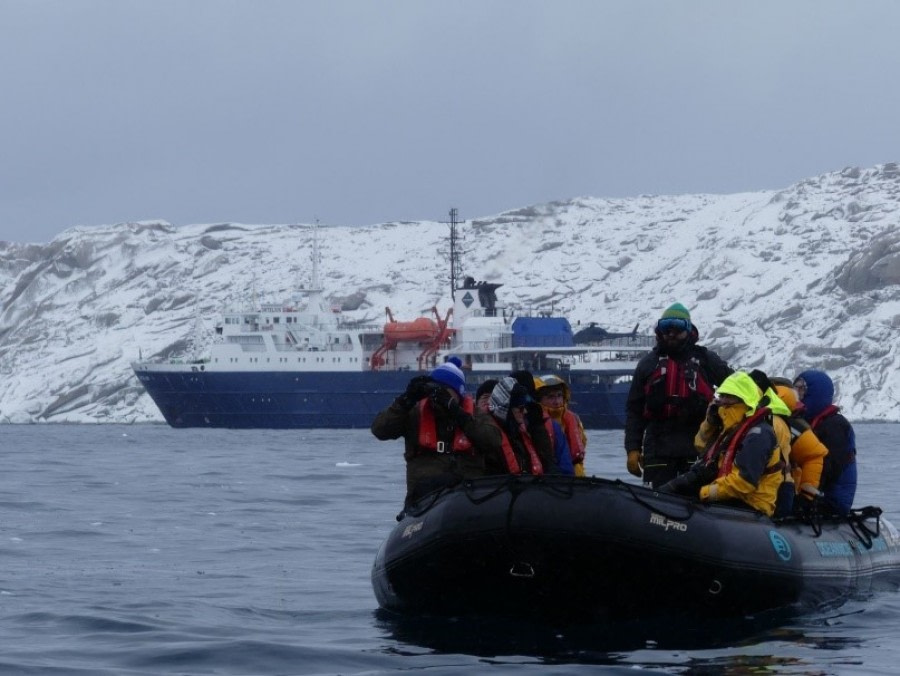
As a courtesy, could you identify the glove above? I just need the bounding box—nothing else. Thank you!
[525,402,545,427]
[626,450,643,477]
[660,471,701,496]
[429,387,460,416]
[399,375,432,408]
[705,402,723,428]
[794,488,821,517]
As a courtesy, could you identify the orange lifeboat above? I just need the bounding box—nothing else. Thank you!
[384,318,440,343]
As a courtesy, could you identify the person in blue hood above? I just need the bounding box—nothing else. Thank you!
[794,369,857,516]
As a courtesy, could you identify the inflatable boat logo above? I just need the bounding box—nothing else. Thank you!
[650,512,687,532]
[768,530,792,561]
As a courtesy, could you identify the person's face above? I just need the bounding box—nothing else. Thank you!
[657,318,689,348]
[511,404,527,424]
[539,389,564,407]
[476,393,491,412]
[793,377,807,402]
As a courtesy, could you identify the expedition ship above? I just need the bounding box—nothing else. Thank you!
[132,218,652,429]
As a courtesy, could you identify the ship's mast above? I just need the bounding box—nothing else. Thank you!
[310,218,322,292]
[448,207,462,302]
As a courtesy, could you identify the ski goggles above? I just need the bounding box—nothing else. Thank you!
[656,317,690,333]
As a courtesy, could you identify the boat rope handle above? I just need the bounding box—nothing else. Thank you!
[847,506,882,550]
[509,562,535,578]
[618,479,697,522]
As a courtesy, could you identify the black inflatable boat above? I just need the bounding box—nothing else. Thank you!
[372,475,900,620]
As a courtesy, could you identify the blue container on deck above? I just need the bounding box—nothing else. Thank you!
[511,317,574,348]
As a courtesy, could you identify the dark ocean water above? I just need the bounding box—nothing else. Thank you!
[0,423,898,675]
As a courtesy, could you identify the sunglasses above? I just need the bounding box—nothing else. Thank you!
[657,317,690,333]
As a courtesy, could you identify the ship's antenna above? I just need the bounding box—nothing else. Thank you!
[448,207,463,301]
[310,218,321,291]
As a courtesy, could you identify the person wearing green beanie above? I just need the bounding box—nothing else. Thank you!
[624,302,732,488]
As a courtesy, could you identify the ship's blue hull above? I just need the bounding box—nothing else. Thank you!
[133,368,632,429]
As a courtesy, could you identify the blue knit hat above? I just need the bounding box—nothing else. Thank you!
[430,362,466,396]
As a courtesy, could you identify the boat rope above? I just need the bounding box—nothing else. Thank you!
[617,479,698,522]
[504,478,534,579]
[847,505,882,550]
[794,503,883,544]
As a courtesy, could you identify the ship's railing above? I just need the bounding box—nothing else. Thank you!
[458,338,511,352]
[274,343,358,353]
[577,335,656,348]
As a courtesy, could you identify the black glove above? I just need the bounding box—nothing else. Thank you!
[705,402,723,428]
[399,375,431,409]
[660,470,702,496]
[525,401,545,427]
[429,387,460,416]
[793,484,823,517]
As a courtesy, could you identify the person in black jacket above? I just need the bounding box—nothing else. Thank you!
[624,302,732,488]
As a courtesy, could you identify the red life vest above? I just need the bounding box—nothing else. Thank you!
[810,404,840,431]
[416,396,476,455]
[543,408,586,464]
[703,407,780,478]
[560,410,586,464]
[643,355,715,420]
[488,417,544,476]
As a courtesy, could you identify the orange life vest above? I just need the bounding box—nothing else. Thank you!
[560,410,586,464]
[489,417,544,476]
[416,396,476,455]
[543,408,586,464]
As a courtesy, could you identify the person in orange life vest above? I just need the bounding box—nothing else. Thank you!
[534,375,588,477]
[475,379,499,414]
[794,369,856,516]
[661,371,783,517]
[483,376,564,476]
[770,379,829,512]
[371,361,499,508]
[624,302,732,488]
[509,371,574,476]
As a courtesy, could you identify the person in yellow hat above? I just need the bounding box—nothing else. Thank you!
[534,374,588,477]
[660,371,784,516]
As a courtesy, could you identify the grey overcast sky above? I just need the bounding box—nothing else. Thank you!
[2,1,899,243]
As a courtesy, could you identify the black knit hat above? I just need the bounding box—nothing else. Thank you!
[475,379,499,400]
[509,370,537,397]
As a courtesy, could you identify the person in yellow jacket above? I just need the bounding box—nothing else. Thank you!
[772,380,829,507]
[660,371,784,517]
[534,375,588,476]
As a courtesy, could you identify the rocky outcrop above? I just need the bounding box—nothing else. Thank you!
[1,166,899,424]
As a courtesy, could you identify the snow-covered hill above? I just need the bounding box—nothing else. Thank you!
[1,164,899,424]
